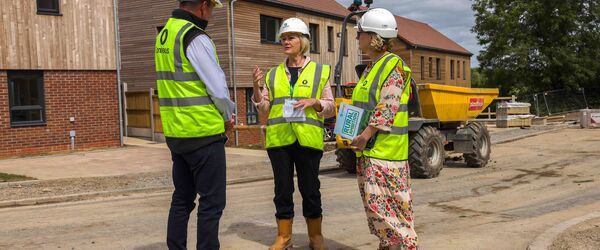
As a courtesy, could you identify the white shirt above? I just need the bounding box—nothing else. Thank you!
[186,34,235,122]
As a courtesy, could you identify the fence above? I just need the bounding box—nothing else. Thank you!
[518,88,599,117]
[125,89,265,146]
[125,89,162,141]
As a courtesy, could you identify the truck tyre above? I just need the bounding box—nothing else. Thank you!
[463,122,491,168]
[336,148,357,174]
[409,126,445,179]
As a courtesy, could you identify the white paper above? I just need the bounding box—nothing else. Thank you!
[283,99,306,122]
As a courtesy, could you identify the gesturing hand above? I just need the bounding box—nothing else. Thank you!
[253,66,264,86]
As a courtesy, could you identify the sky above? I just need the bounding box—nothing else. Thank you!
[335,0,482,67]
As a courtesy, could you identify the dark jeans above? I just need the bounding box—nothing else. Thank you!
[166,141,226,250]
[267,141,323,219]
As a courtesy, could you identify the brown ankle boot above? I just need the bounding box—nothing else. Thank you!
[306,217,328,250]
[269,218,293,250]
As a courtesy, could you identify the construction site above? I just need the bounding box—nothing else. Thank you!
[0,0,599,249]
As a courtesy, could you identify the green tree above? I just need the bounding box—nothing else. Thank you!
[472,0,600,95]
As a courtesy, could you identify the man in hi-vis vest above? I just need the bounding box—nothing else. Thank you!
[155,0,234,249]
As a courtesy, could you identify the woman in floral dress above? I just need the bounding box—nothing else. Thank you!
[350,8,418,250]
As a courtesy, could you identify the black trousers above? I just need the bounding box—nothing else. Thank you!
[166,141,226,250]
[267,141,324,219]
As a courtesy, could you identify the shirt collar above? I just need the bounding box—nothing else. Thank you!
[283,56,312,74]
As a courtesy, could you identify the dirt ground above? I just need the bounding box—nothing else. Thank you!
[0,128,599,249]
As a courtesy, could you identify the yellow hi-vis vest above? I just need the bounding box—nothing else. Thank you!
[352,53,412,161]
[265,61,331,151]
[154,18,224,138]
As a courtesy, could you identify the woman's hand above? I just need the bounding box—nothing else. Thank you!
[253,65,264,87]
[350,126,378,152]
[252,66,264,102]
[293,99,322,111]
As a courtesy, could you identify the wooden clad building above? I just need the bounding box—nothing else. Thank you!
[119,0,474,146]
[0,0,121,158]
[119,0,359,145]
[391,16,473,87]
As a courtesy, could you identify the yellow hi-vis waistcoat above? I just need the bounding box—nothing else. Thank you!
[352,53,412,161]
[265,61,331,151]
[155,18,224,138]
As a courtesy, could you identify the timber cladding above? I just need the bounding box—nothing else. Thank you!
[119,0,359,92]
[0,71,120,158]
[0,0,116,70]
[119,1,231,92]
[232,0,360,87]
[392,41,472,88]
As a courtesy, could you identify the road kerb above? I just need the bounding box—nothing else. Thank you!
[0,164,341,209]
[492,126,568,145]
[527,211,600,250]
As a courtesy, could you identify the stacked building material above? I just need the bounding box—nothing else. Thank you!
[496,102,534,128]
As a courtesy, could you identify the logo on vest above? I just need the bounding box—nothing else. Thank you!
[160,29,168,45]
[298,79,310,88]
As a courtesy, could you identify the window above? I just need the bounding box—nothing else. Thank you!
[309,23,319,53]
[450,60,455,80]
[327,26,334,52]
[37,0,60,15]
[457,60,461,79]
[246,90,258,125]
[260,15,281,44]
[420,56,424,80]
[428,57,433,78]
[436,58,441,80]
[463,61,466,80]
[8,71,46,126]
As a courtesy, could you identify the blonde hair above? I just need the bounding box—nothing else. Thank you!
[368,33,394,52]
[281,32,311,55]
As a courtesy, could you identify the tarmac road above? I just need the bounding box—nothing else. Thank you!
[0,128,599,250]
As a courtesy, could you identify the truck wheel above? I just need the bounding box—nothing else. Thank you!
[335,148,357,174]
[463,122,491,168]
[409,126,445,179]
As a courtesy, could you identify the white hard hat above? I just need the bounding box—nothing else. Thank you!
[278,18,310,39]
[356,8,398,38]
[211,0,223,8]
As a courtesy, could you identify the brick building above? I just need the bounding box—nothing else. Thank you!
[0,1,121,158]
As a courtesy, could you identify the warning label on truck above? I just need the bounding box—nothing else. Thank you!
[469,98,485,111]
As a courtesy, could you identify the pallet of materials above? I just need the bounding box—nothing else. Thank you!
[496,102,533,128]
[497,114,535,128]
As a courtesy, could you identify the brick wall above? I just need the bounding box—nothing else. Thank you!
[0,70,121,158]
[225,87,268,147]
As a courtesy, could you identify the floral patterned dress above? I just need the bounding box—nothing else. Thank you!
[356,64,419,249]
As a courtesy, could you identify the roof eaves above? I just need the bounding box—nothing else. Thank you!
[412,44,473,57]
[247,0,353,22]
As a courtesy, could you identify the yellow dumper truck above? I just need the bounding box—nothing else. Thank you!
[333,80,498,178]
[332,5,499,178]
